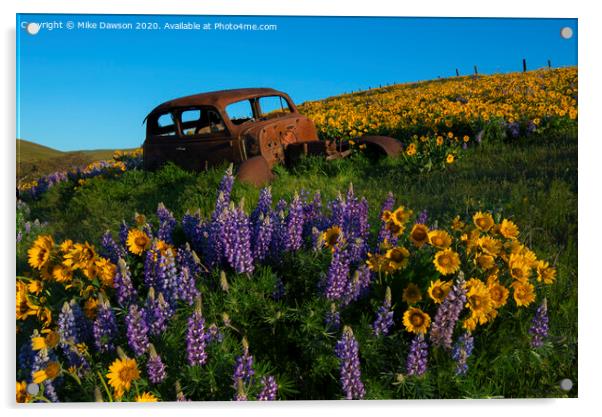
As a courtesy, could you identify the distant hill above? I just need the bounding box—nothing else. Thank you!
[16,139,135,182]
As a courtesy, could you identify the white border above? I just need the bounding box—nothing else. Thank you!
[2,1,600,416]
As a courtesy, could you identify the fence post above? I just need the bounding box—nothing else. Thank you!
[456,68,460,76]
[474,65,478,75]
[522,58,527,72]
[548,59,552,69]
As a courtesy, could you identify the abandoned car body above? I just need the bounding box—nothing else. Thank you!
[143,88,402,185]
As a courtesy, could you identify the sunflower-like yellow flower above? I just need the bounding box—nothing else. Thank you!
[402,307,431,334]
[463,315,478,332]
[391,206,413,227]
[321,225,343,252]
[477,236,502,257]
[427,279,452,303]
[59,239,74,253]
[16,281,35,321]
[32,361,61,384]
[402,283,422,304]
[499,219,520,240]
[511,280,536,307]
[63,242,96,271]
[465,278,493,325]
[83,298,99,320]
[451,215,465,231]
[474,253,496,270]
[27,280,44,295]
[428,230,452,249]
[31,330,60,351]
[473,211,495,232]
[488,281,509,309]
[406,143,417,156]
[52,264,73,283]
[106,357,140,399]
[385,246,410,270]
[409,224,429,248]
[508,253,532,282]
[135,392,159,402]
[27,235,54,270]
[126,229,151,255]
[95,257,116,287]
[381,210,392,223]
[433,249,461,275]
[16,381,30,403]
[536,260,557,284]
[446,154,455,164]
[386,221,405,238]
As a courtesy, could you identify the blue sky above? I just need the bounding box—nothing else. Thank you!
[16,15,577,151]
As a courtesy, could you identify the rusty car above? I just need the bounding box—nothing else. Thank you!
[143,88,402,185]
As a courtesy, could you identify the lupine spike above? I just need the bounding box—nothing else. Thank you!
[335,326,365,400]
[430,272,467,349]
[406,333,429,376]
[529,298,549,348]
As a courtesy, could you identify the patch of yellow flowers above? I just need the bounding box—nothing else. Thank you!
[299,67,577,143]
[365,207,556,335]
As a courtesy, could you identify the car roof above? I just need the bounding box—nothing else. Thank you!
[147,88,287,116]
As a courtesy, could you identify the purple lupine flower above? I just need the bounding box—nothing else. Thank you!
[373,287,394,336]
[222,202,254,274]
[377,192,396,246]
[416,209,428,226]
[143,243,161,290]
[145,288,173,337]
[147,344,167,384]
[31,344,60,402]
[324,245,350,301]
[250,186,272,227]
[186,298,208,366]
[175,267,199,306]
[406,333,429,376]
[18,341,36,374]
[113,259,138,307]
[16,231,22,243]
[430,273,467,350]
[269,208,288,260]
[177,245,202,280]
[202,214,226,268]
[182,210,204,253]
[342,264,372,306]
[529,299,549,348]
[119,221,129,247]
[125,304,150,357]
[285,193,305,251]
[159,248,179,306]
[476,130,484,144]
[335,326,365,400]
[451,332,474,375]
[252,213,273,262]
[303,191,327,237]
[93,298,118,353]
[207,323,224,343]
[156,202,176,243]
[233,337,255,384]
[257,376,278,400]
[100,231,125,264]
[325,303,341,331]
[213,166,234,219]
[58,301,91,371]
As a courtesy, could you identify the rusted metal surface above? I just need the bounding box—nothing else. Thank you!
[142,88,402,185]
[237,156,274,186]
[355,135,403,157]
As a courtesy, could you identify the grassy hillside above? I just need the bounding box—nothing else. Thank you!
[16,139,134,182]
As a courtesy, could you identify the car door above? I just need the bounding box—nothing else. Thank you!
[176,107,235,171]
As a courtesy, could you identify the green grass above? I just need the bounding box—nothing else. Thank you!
[21,130,577,399]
